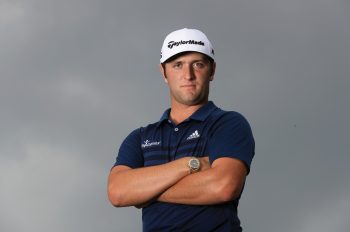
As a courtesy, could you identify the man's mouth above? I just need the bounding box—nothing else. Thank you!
[181,84,196,88]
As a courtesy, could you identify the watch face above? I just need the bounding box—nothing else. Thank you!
[190,159,200,169]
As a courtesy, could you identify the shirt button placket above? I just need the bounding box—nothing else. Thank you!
[172,127,180,160]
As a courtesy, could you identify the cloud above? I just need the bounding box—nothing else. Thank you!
[0,139,82,231]
[0,1,24,24]
[299,191,350,232]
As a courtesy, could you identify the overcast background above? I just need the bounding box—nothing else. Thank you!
[1,0,350,231]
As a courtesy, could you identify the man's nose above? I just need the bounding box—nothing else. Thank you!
[183,65,195,80]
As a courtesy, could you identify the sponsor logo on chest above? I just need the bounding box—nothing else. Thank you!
[141,140,161,148]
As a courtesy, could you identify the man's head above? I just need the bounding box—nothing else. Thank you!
[160,28,215,64]
[159,28,216,106]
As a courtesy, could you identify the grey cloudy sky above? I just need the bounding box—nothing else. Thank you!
[1,0,350,231]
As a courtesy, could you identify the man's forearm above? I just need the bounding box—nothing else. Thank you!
[108,157,191,207]
[157,157,247,205]
[157,168,222,205]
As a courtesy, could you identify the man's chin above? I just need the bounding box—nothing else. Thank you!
[177,97,207,106]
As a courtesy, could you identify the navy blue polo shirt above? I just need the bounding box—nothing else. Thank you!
[114,101,255,232]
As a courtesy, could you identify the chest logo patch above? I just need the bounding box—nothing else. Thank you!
[186,130,200,140]
[141,140,161,148]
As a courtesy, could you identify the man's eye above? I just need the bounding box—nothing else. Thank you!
[193,62,205,69]
[173,63,182,69]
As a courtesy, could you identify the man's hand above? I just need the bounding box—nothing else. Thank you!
[199,157,210,171]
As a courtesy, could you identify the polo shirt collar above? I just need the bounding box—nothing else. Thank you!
[157,101,217,127]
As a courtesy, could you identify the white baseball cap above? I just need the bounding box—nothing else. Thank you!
[160,28,215,63]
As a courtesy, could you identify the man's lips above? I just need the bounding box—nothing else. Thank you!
[181,84,196,88]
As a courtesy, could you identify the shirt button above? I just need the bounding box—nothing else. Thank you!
[174,128,179,132]
[168,120,172,123]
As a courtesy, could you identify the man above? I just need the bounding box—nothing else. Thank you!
[108,28,255,232]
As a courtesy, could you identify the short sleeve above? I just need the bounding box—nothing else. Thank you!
[113,128,144,168]
[208,112,255,173]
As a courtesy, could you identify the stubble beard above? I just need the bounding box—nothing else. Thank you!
[172,84,210,106]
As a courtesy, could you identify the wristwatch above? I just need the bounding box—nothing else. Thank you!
[188,157,200,173]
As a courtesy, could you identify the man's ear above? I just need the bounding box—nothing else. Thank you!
[209,62,216,81]
[159,64,168,83]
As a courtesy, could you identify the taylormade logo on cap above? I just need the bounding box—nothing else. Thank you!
[167,40,205,49]
[160,28,214,63]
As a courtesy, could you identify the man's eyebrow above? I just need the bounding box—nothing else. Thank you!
[193,59,207,62]
[170,58,206,64]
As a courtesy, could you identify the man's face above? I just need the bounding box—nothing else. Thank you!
[160,52,216,106]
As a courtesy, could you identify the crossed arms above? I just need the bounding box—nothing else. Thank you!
[107,156,247,207]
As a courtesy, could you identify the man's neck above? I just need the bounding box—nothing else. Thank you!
[169,100,208,125]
